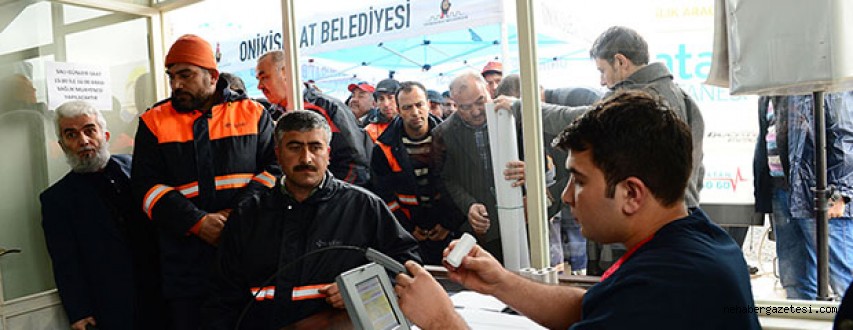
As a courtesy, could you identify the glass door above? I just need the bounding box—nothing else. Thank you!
[0,1,156,328]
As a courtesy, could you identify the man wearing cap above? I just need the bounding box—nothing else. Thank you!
[365,78,401,143]
[256,50,371,186]
[132,34,281,329]
[371,81,464,264]
[426,90,446,120]
[347,81,377,126]
[481,61,503,99]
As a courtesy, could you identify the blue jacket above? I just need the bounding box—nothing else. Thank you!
[754,92,853,218]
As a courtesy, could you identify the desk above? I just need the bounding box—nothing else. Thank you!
[425,264,601,290]
[282,266,597,330]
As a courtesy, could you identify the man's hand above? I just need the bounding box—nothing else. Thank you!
[504,160,525,187]
[319,283,345,309]
[493,95,518,113]
[395,261,467,330]
[829,198,846,218]
[71,316,96,330]
[428,224,450,241]
[197,212,228,246]
[467,203,490,235]
[443,240,510,296]
[412,226,429,241]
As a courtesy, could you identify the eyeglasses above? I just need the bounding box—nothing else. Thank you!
[456,100,486,111]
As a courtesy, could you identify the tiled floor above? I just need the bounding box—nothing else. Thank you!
[742,223,788,300]
[742,224,839,330]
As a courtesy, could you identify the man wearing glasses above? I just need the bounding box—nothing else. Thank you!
[433,71,525,263]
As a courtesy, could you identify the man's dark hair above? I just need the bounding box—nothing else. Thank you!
[554,90,691,206]
[219,72,246,92]
[494,74,521,98]
[589,26,650,66]
[395,81,427,108]
[274,110,332,145]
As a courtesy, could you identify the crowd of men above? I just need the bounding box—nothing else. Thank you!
[37,24,853,330]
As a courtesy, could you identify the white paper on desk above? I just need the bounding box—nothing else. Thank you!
[450,291,506,312]
[456,308,547,330]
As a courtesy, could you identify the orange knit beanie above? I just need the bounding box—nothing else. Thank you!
[165,34,217,71]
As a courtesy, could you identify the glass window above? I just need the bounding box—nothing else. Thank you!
[0,1,153,301]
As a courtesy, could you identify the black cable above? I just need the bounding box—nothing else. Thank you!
[233,245,367,330]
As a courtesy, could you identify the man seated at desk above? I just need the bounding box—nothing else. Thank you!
[394,91,760,329]
[204,110,420,329]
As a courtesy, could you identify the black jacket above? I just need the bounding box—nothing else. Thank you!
[41,155,165,329]
[204,173,420,329]
[371,115,464,232]
[302,87,372,186]
[132,80,281,298]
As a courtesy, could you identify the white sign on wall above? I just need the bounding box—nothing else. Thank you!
[45,61,112,110]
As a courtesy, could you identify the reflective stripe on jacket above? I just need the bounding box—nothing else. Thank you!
[131,80,281,298]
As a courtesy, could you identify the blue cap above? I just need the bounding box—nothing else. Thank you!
[427,89,444,103]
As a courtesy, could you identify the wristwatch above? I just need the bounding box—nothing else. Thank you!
[829,188,849,205]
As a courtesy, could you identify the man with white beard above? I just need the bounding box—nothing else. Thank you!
[40,101,166,330]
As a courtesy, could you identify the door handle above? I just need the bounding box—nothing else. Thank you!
[0,248,22,257]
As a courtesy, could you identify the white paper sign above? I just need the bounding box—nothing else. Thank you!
[45,61,112,110]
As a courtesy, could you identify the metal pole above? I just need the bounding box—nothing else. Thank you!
[813,91,830,300]
[514,0,548,268]
[499,0,511,73]
[280,0,303,111]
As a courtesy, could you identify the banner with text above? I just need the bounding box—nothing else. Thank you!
[296,0,501,55]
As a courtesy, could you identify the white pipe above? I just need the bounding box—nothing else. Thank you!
[486,103,530,271]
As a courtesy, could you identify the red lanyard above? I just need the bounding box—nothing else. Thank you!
[599,234,655,282]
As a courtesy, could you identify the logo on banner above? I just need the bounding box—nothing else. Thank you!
[426,0,467,26]
[704,167,749,192]
[440,0,451,18]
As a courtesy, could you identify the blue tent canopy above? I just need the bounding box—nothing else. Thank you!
[302,24,589,97]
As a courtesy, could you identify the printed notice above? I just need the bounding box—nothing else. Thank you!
[45,61,112,110]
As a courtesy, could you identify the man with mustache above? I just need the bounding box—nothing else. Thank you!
[41,101,166,330]
[132,34,281,329]
[256,50,371,187]
[371,81,463,265]
[346,81,377,126]
[433,71,526,263]
[205,110,420,329]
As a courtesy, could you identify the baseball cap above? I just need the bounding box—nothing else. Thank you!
[348,81,375,93]
[481,61,503,76]
[374,78,401,96]
[427,90,444,103]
